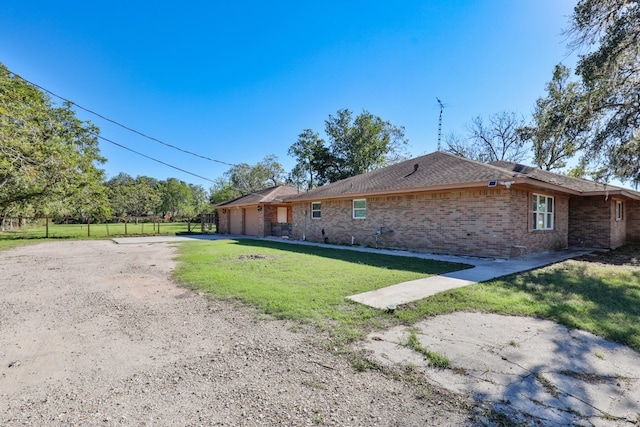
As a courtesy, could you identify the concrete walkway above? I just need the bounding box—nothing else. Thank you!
[113,234,593,309]
[347,248,593,309]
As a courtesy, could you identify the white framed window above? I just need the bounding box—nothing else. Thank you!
[616,200,623,221]
[311,202,321,219]
[353,199,366,219]
[532,194,554,230]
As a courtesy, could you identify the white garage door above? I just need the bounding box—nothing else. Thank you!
[244,207,261,236]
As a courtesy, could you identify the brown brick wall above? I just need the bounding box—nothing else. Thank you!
[626,200,640,243]
[291,188,569,258]
[568,196,622,248]
[217,208,230,234]
[510,190,569,256]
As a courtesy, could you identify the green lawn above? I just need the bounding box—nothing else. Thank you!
[176,239,640,353]
[397,259,640,351]
[174,239,471,341]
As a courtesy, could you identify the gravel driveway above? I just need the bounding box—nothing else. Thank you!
[0,240,471,426]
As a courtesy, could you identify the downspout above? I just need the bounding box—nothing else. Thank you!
[303,209,307,241]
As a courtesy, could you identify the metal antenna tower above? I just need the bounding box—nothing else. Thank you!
[436,97,445,151]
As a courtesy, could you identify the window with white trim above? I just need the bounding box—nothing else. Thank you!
[353,199,366,219]
[311,202,321,219]
[616,200,623,221]
[532,194,554,230]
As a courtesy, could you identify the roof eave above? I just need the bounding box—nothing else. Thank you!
[287,179,531,202]
[581,189,640,200]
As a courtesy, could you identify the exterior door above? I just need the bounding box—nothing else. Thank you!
[229,208,243,234]
[244,207,261,236]
[277,207,288,223]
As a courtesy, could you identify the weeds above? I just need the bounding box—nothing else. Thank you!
[404,330,450,369]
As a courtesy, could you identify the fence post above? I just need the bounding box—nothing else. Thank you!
[87,217,91,237]
[124,217,128,235]
[46,217,49,238]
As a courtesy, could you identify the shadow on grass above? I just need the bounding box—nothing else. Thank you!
[226,238,473,276]
[498,265,640,351]
[0,234,75,241]
[573,244,640,266]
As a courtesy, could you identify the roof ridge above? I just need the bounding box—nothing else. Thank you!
[489,160,627,191]
[439,151,524,178]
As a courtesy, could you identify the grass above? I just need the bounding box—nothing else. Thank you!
[176,239,640,354]
[0,221,199,241]
[174,239,471,343]
[395,259,640,352]
[405,329,450,368]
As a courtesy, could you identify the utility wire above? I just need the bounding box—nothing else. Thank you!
[9,68,237,167]
[92,132,216,184]
[5,67,291,197]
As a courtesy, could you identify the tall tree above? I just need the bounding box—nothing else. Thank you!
[287,129,326,189]
[520,64,591,171]
[446,111,528,163]
[181,184,209,229]
[568,0,640,182]
[106,174,161,220]
[326,109,409,180]
[158,178,191,218]
[288,109,409,185]
[225,155,285,195]
[209,177,241,204]
[0,63,107,218]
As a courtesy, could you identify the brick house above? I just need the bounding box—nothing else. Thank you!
[284,151,640,258]
[215,185,299,237]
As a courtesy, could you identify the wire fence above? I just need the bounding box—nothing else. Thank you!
[0,216,217,239]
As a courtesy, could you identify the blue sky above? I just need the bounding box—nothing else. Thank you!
[1,1,577,189]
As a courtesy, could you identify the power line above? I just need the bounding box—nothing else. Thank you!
[8,67,237,167]
[92,132,216,184]
[4,67,290,197]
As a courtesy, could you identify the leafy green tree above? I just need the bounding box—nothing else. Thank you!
[106,173,161,221]
[181,184,209,230]
[288,129,326,189]
[568,0,640,182]
[520,64,591,171]
[446,111,528,163]
[288,109,409,184]
[158,177,191,218]
[0,63,107,218]
[225,155,285,195]
[286,163,309,191]
[209,177,241,204]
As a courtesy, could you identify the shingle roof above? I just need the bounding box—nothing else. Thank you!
[286,151,519,201]
[285,151,640,202]
[489,161,638,195]
[216,185,300,207]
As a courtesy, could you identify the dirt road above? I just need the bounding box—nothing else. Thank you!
[0,240,469,426]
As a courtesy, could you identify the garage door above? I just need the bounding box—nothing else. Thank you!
[244,207,261,236]
[229,209,242,234]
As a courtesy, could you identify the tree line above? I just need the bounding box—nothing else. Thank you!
[3,0,639,222]
[0,63,210,223]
